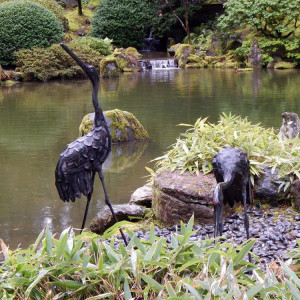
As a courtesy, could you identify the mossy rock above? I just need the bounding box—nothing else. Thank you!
[214,60,239,68]
[114,52,142,72]
[168,42,180,55]
[205,55,239,68]
[124,47,142,59]
[79,109,149,143]
[99,56,120,78]
[274,62,295,69]
[175,44,195,68]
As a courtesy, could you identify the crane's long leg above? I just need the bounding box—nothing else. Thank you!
[242,187,251,262]
[213,183,224,239]
[98,171,128,246]
[80,171,96,234]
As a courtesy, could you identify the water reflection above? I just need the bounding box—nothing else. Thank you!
[0,69,300,248]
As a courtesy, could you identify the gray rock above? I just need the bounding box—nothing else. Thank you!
[254,167,284,201]
[248,38,263,69]
[279,112,300,140]
[129,183,152,207]
[291,179,300,210]
[90,204,148,234]
[152,170,236,225]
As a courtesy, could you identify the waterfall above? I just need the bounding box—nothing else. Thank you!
[139,59,179,70]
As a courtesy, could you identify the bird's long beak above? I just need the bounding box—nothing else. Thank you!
[60,43,91,76]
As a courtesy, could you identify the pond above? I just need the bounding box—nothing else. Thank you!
[1,68,300,249]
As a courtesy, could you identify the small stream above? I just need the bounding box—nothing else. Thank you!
[1,68,300,248]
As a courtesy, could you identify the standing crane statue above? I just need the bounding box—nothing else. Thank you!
[55,43,128,246]
[212,147,252,261]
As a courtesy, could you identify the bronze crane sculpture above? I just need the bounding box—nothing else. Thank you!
[212,147,251,260]
[55,43,128,245]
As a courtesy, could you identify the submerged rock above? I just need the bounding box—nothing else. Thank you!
[79,109,149,143]
[90,204,148,234]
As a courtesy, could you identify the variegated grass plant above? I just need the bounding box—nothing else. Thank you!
[153,113,300,192]
[1,218,300,299]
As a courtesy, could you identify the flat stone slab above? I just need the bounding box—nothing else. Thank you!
[90,204,148,234]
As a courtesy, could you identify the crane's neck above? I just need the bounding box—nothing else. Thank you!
[92,81,105,127]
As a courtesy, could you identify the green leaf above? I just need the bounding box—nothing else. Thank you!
[56,230,69,262]
[140,272,163,292]
[86,293,114,299]
[25,269,49,298]
[233,239,256,264]
[183,281,202,300]
[123,276,132,300]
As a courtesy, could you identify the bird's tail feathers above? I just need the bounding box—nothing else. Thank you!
[55,170,93,202]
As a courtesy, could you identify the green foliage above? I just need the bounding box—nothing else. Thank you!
[183,23,214,50]
[15,41,105,81]
[71,37,113,56]
[0,0,63,66]
[1,220,300,298]
[91,0,157,48]
[0,0,65,25]
[235,37,300,66]
[218,0,300,39]
[154,113,300,186]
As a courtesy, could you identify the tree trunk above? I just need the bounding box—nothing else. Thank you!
[78,0,83,16]
[184,1,191,44]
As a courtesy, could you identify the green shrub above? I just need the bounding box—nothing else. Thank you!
[71,37,113,56]
[0,0,65,26]
[91,0,156,48]
[235,37,300,66]
[0,0,63,66]
[15,42,105,81]
[1,220,300,298]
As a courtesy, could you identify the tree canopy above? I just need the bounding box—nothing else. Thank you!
[218,0,300,39]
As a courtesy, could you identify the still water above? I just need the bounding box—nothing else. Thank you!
[1,68,300,248]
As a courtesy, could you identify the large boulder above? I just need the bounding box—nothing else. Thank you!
[113,49,142,72]
[90,204,148,234]
[291,180,300,210]
[79,109,149,143]
[254,167,287,202]
[152,170,221,225]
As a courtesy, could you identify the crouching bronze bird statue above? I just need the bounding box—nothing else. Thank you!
[212,147,251,261]
[55,43,128,245]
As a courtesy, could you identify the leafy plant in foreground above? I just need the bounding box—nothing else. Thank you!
[0,218,300,299]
